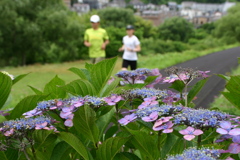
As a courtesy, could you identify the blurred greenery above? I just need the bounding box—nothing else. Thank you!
[0,0,239,68]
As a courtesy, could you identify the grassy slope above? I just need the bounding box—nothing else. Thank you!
[1,44,238,109]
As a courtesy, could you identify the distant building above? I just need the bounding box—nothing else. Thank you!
[71,3,90,15]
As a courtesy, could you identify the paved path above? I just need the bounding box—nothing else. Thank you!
[154,47,240,108]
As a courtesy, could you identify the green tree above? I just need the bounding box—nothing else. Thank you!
[214,3,240,44]
[158,17,194,42]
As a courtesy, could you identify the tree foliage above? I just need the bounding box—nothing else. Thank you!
[158,17,194,42]
[213,3,240,44]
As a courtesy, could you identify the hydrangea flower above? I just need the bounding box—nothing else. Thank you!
[104,94,122,105]
[138,96,158,109]
[141,111,158,122]
[118,113,137,125]
[216,121,238,135]
[167,147,221,160]
[179,126,203,141]
[0,116,57,136]
[153,121,174,133]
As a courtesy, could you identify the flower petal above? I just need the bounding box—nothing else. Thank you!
[184,135,195,141]
[229,128,240,136]
[216,128,228,135]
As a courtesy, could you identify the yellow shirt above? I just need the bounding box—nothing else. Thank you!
[84,28,109,58]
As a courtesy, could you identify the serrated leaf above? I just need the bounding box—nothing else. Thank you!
[58,132,92,160]
[88,57,117,95]
[68,67,88,80]
[187,78,208,105]
[169,80,185,92]
[127,129,159,160]
[28,85,43,95]
[96,107,116,138]
[73,105,99,144]
[0,72,12,109]
[60,79,96,96]
[8,94,49,119]
[1,148,18,160]
[43,75,66,99]
[96,137,130,160]
[12,73,29,85]
[50,141,71,160]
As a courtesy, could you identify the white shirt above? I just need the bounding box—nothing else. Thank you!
[122,35,140,61]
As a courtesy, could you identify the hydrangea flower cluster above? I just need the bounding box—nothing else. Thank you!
[23,94,122,127]
[115,68,162,86]
[118,104,183,126]
[166,147,221,160]
[163,66,210,84]
[0,116,57,137]
[174,108,228,128]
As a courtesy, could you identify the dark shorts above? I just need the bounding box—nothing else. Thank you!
[122,59,137,70]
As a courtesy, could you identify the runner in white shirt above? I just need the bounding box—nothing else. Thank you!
[118,25,141,70]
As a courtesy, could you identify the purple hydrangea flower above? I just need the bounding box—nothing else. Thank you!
[142,111,158,122]
[216,121,238,135]
[153,121,174,133]
[118,113,137,125]
[179,126,203,141]
[104,94,122,105]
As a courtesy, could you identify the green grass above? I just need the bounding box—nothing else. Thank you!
[1,43,239,109]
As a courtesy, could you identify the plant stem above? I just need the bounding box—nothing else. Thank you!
[23,148,31,160]
[197,135,201,148]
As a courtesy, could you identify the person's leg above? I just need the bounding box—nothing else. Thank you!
[122,59,129,70]
[130,60,137,70]
[91,58,96,64]
[95,57,105,64]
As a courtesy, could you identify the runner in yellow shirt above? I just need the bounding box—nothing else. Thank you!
[84,15,109,64]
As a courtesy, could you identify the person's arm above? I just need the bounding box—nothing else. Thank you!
[132,45,141,52]
[118,44,125,52]
[84,40,91,47]
[101,39,109,50]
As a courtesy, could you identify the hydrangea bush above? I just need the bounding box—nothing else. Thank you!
[0,57,240,160]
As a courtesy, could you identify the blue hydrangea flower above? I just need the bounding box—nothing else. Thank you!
[167,147,221,160]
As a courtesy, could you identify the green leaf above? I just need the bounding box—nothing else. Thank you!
[114,152,141,160]
[73,105,99,144]
[12,73,29,85]
[225,75,240,94]
[169,80,185,93]
[8,94,49,119]
[126,129,159,160]
[60,79,96,96]
[0,72,12,109]
[50,141,71,160]
[33,130,56,150]
[0,151,8,160]
[68,67,88,80]
[100,78,121,97]
[222,92,240,109]
[144,76,158,84]
[43,75,66,99]
[87,57,117,95]
[58,132,92,160]
[187,78,208,105]
[96,137,130,160]
[217,74,230,81]
[96,107,116,138]
[28,85,43,95]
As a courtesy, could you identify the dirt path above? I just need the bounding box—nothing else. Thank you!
[154,47,240,108]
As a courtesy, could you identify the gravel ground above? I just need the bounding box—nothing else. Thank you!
[154,47,240,108]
